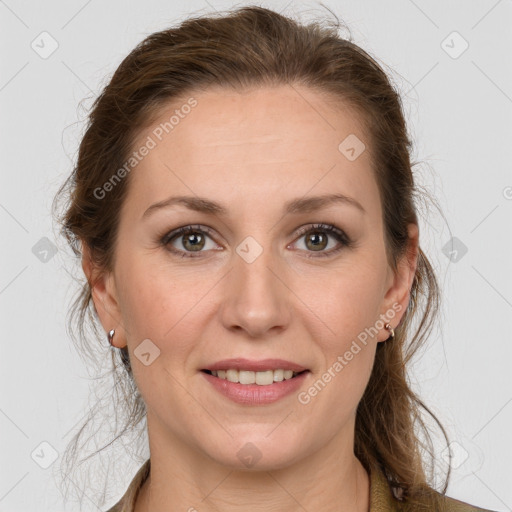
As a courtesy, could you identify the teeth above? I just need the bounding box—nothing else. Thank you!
[210,369,300,385]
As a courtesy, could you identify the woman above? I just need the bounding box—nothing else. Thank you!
[54,5,496,512]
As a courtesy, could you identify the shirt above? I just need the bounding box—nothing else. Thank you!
[105,458,496,512]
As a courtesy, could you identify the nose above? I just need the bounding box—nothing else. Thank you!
[219,239,292,338]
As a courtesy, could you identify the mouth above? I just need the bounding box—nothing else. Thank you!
[201,368,309,386]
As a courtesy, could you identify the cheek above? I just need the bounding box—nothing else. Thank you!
[116,260,205,399]
[115,257,221,402]
[295,262,384,349]
[117,254,205,339]
[298,281,378,427]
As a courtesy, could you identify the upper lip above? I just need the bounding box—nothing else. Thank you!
[202,358,308,372]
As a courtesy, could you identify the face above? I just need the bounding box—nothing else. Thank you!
[86,84,417,472]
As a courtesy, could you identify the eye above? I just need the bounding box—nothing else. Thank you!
[160,223,352,259]
[161,225,219,258]
[290,223,352,258]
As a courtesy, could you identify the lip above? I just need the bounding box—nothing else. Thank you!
[201,369,309,405]
[202,358,308,372]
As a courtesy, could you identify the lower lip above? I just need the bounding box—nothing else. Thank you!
[200,371,309,405]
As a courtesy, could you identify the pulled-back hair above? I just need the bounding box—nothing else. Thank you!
[54,5,450,510]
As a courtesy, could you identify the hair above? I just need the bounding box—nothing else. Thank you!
[53,4,452,510]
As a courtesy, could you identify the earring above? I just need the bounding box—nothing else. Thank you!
[384,323,395,341]
[108,329,116,347]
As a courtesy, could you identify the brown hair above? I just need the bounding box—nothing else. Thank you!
[53,5,451,510]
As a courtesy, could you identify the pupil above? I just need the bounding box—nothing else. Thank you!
[185,233,204,251]
[308,232,326,250]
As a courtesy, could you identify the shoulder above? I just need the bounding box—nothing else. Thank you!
[103,494,132,512]
[398,487,498,512]
[430,491,498,512]
[370,464,496,512]
[103,458,151,512]
[104,498,128,512]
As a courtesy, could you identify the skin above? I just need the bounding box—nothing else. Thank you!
[83,84,419,512]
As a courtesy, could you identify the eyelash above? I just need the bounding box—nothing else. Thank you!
[160,223,352,259]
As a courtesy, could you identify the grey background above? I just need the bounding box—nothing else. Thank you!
[1,0,511,511]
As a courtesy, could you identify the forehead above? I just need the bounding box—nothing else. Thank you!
[126,84,380,220]
[137,85,367,162]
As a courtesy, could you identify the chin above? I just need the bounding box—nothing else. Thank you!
[203,433,304,472]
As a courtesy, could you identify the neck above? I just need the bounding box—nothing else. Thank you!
[134,416,370,512]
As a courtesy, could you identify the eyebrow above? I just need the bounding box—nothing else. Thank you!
[142,192,366,219]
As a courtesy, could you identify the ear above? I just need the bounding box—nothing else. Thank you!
[377,223,419,343]
[81,241,127,348]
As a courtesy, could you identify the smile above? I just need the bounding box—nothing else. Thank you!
[200,369,310,405]
[202,368,306,386]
